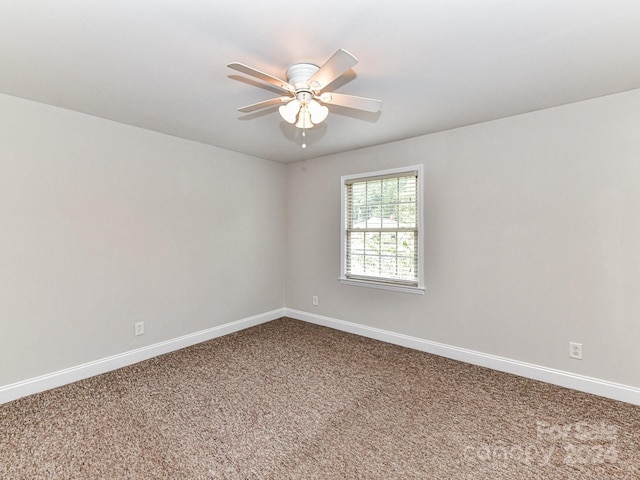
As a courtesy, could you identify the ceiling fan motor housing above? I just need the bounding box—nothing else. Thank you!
[286,63,320,92]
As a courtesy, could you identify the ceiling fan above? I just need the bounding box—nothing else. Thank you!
[227,49,382,135]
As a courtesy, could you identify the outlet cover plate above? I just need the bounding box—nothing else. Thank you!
[569,342,583,360]
[134,322,144,336]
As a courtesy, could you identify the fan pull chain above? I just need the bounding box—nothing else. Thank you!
[301,129,307,149]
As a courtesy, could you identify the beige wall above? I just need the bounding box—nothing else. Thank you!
[0,94,287,386]
[286,89,640,387]
[2,88,639,394]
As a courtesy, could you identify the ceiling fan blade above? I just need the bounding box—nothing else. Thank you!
[320,92,382,113]
[237,96,291,113]
[227,62,295,93]
[307,49,358,91]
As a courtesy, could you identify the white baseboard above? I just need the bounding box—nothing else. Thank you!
[286,308,640,406]
[0,308,285,405]
[6,307,639,407]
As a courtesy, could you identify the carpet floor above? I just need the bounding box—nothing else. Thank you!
[1,317,639,479]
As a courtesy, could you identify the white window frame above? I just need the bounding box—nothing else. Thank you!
[340,165,425,294]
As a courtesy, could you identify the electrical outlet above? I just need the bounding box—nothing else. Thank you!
[312,296,319,306]
[569,342,582,360]
[134,322,144,336]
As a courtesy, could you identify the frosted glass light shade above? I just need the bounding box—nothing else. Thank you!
[295,107,312,129]
[308,99,329,124]
[279,99,300,124]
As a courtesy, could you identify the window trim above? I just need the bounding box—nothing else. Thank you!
[340,165,425,294]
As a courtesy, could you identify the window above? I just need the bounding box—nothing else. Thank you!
[340,165,424,294]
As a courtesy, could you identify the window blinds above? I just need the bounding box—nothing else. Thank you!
[345,172,418,286]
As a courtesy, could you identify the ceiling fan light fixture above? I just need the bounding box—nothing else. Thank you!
[295,106,313,129]
[278,99,300,124]
[308,99,329,124]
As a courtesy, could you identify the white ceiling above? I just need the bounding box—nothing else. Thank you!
[2,1,639,163]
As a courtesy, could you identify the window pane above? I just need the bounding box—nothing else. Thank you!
[399,177,416,202]
[381,232,397,255]
[398,177,417,227]
[397,231,415,256]
[348,232,365,255]
[366,215,382,228]
[350,254,366,275]
[399,204,416,227]
[366,180,382,205]
[350,183,367,225]
[381,178,399,220]
[364,232,380,255]
[381,256,398,278]
[397,255,415,278]
[363,254,380,276]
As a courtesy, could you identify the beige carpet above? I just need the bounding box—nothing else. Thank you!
[1,317,639,479]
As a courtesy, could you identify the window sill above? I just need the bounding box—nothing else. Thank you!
[339,278,425,295]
